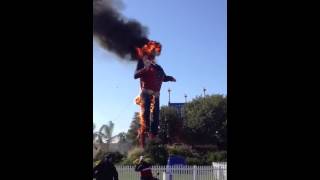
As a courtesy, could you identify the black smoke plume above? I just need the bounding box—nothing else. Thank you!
[93,0,150,61]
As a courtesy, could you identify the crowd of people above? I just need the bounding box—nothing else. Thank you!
[93,154,158,180]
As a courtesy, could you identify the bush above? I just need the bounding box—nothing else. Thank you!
[145,140,168,165]
[93,150,105,162]
[167,144,193,157]
[168,144,212,165]
[120,158,134,165]
[186,157,203,165]
[205,151,227,163]
[120,147,144,165]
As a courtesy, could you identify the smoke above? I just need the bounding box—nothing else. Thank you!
[93,0,150,61]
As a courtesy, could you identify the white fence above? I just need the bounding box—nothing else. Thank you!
[114,163,227,180]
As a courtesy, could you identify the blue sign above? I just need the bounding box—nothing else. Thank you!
[169,103,185,109]
[167,155,186,166]
[166,155,186,180]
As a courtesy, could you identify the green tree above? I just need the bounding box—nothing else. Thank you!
[159,106,181,143]
[95,121,114,144]
[93,121,115,160]
[182,95,227,149]
[126,112,140,146]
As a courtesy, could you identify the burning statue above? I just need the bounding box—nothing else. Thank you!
[134,41,176,148]
[93,0,176,148]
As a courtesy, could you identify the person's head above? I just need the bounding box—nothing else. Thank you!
[103,154,113,163]
[139,155,144,162]
[141,41,161,63]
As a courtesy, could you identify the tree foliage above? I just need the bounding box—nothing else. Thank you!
[182,95,227,149]
[126,112,140,146]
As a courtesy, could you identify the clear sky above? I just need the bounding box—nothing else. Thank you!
[93,0,227,135]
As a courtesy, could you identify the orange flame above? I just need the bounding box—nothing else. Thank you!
[135,94,156,148]
[135,40,161,60]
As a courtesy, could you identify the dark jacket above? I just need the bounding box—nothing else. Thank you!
[93,159,118,180]
[135,161,154,180]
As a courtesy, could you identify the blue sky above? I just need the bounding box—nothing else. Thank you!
[93,0,227,135]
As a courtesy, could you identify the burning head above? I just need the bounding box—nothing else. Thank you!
[136,40,162,61]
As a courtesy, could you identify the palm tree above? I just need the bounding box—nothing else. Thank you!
[93,121,115,158]
[97,121,114,143]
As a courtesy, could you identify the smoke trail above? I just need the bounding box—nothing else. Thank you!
[93,0,149,61]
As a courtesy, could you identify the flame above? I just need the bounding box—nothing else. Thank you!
[150,96,155,115]
[135,95,141,105]
[135,40,161,60]
[135,94,156,148]
[137,97,146,147]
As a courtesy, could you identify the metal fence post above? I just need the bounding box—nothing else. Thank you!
[193,165,196,180]
[163,171,167,180]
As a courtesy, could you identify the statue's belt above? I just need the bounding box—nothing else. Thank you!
[141,89,160,97]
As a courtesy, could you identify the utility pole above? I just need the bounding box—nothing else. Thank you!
[168,88,171,105]
[203,88,207,96]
